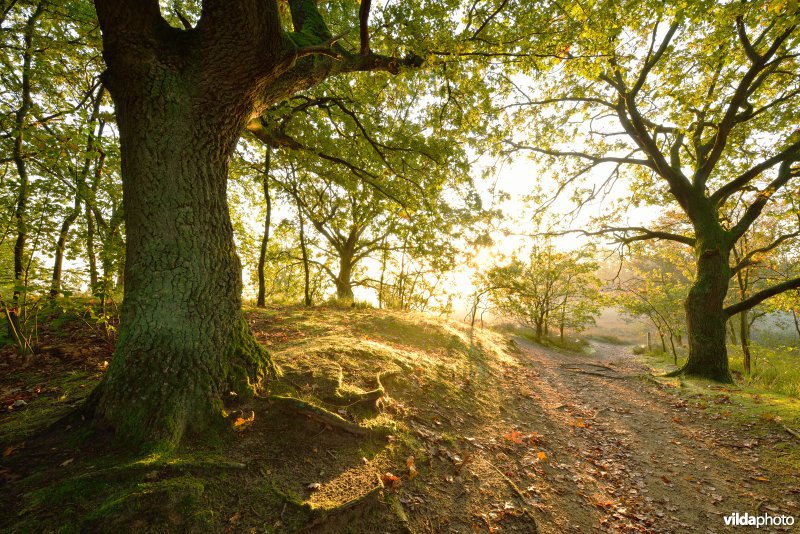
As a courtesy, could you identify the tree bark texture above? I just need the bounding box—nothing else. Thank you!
[681,228,733,382]
[91,2,286,445]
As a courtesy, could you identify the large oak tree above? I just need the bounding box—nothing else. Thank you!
[89,0,427,447]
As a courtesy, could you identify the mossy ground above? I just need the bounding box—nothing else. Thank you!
[0,304,527,532]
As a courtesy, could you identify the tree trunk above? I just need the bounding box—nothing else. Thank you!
[86,200,99,293]
[256,148,271,307]
[793,309,800,341]
[378,238,388,309]
[335,250,355,302]
[9,4,42,335]
[91,59,275,447]
[51,208,80,299]
[680,234,732,382]
[52,88,104,299]
[668,332,677,365]
[739,310,751,374]
[727,319,738,344]
[295,195,312,307]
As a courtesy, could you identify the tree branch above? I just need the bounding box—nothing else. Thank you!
[544,226,696,246]
[694,22,796,185]
[359,0,371,55]
[730,230,800,275]
[725,277,800,317]
[711,140,800,204]
[728,159,799,241]
[504,141,654,168]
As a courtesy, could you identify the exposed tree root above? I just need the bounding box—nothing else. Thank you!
[340,388,385,407]
[486,460,539,531]
[267,395,371,436]
[335,369,396,408]
[560,365,628,380]
[784,425,800,441]
[569,370,628,379]
[301,485,388,532]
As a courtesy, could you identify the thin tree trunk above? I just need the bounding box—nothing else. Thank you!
[378,238,388,309]
[793,309,800,341]
[734,259,752,374]
[99,205,123,314]
[669,332,677,365]
[9,3,43,335]
[256,148,271,307]
[86,200,98,293]
[740,310,751,374]
[295,192,311,307]
[51,87,104,298]
[728,319,738,344]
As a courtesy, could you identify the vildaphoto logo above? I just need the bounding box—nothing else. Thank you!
[723,512,795,528]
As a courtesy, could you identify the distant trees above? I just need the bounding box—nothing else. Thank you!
[486,241,602,341]
[614,241,693,363]
[1,0,121,344]
[512,1,800,381]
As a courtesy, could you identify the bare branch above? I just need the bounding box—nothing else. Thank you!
[503,141,654,168]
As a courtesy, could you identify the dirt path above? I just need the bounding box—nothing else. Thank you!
[486,339,800,533]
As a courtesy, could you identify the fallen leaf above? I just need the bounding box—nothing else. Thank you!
[232,410,255,431]
[407,456,418,480]
[536,451,547,461]
[381,472,401,489]
[503,429,523,444]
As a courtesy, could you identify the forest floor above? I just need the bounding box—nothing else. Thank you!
[0,305,799,533]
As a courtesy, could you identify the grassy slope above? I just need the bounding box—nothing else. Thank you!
[0,305,523,533]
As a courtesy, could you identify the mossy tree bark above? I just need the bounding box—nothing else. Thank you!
[681,221,733,382]
[91,0,418,446]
